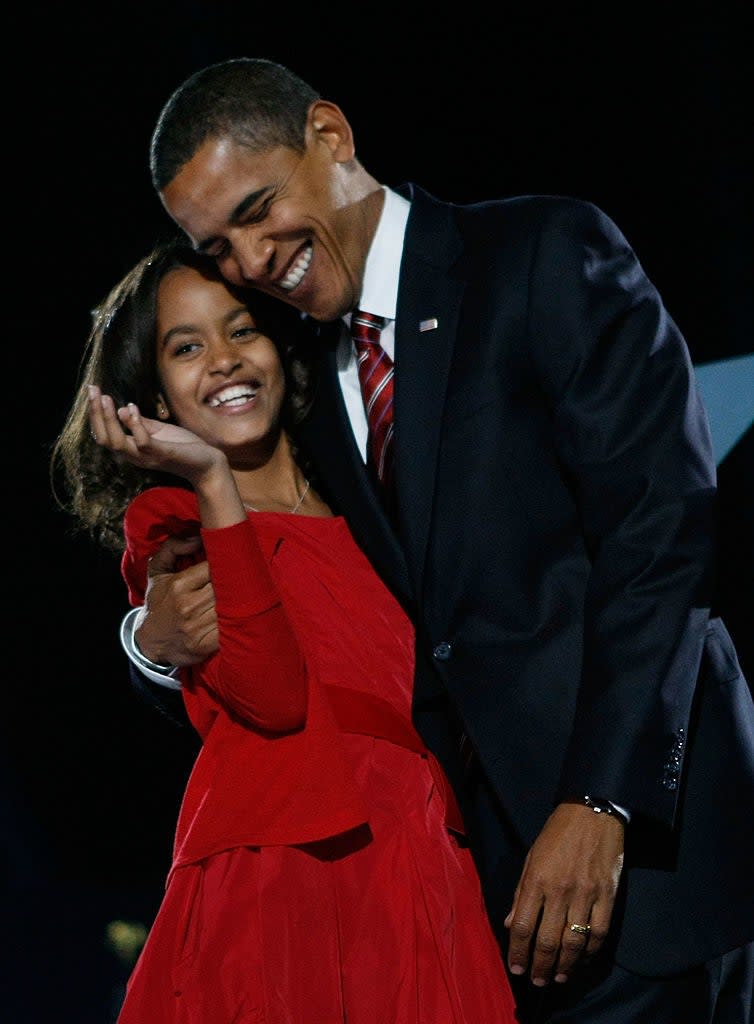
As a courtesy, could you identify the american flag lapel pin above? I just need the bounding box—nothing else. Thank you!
[419,318,439,332]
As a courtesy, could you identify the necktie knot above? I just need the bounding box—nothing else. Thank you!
[351,309,388,346]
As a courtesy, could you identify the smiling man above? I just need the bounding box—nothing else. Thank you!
[120,58,754,1023]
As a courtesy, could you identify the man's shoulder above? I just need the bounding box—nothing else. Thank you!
[404,181,596,216]
[461,192,610,231]
[455,193,629,266]
[405,183,612,242]
[402,183,626,276]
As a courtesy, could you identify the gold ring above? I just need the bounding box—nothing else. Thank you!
[569,922,591,936]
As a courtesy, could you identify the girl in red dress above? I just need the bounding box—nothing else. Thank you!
[53,240,517,1024]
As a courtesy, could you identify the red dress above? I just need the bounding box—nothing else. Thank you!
[117,488,516,1024]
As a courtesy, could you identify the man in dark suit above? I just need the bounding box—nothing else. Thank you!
[122,57,754,1021]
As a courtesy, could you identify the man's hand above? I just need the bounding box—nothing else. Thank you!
[134,535,219,667]
[504,801,624,987]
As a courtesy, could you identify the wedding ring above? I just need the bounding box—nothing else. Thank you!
[569,922,591,936]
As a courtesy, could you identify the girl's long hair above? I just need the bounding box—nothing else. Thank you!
[51,237,315,553]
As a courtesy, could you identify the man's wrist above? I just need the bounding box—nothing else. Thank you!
[120,607,182,690]
[582,794,630,826]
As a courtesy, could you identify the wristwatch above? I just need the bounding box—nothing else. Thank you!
[582,795,629,826]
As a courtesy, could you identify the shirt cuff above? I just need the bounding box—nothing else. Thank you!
[608,801,631,824]
[120,607,182,690]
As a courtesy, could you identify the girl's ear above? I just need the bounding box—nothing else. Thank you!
[156,393,170,420]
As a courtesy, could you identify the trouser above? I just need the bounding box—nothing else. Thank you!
[510,942,754,1024]
[453,725,754,1023]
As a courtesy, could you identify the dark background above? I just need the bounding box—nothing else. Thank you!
[5,5,752,1020]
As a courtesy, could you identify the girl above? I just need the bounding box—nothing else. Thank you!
[52,239,516,1024]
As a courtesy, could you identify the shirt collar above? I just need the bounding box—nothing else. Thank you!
[348,186,409,323]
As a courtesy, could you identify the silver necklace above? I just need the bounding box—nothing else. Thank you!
[243,478,311,514]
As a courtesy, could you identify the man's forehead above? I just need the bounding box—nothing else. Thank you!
[161,147,258,233]
[162,137,306,251]
[201,135,298,181]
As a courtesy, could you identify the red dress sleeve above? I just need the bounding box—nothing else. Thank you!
[122,487,307,733]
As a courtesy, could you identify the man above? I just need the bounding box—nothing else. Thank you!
[122,58,754,1021]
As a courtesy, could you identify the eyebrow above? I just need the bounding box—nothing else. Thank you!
[160,306,253,349]
[195,187,273,255]
[161,324,198,348]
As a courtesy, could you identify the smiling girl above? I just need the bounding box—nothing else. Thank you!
[52,239,516,1024]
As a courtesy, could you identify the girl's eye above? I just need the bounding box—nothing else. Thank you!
[173,341,199,357]
[233,326,258,341]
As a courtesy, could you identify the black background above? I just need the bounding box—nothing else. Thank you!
[5,4,752,1020]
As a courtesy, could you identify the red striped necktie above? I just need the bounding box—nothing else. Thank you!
[351,309,394,492]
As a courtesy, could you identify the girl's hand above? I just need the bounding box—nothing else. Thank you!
[87,385,224,483]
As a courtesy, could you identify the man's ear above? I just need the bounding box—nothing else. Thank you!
[306,100,355,162]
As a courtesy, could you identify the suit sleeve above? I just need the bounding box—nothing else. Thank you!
[529,201,716,825]
[123,488,308,733]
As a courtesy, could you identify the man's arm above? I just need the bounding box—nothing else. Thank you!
[506,199,716,985]
[537,201,716,818]
[130,534,219,666]
[120,607,181,689]
[120,534,220,721]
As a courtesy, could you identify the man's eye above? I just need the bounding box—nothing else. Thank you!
[243,199,271,225]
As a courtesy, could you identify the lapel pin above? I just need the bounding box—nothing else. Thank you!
[419,318,439,332]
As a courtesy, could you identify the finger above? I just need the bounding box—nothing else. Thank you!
[503,867,527,976]
[552,886,616,983]
[167,619,219,664]
[527,899,571,987]
[87,384,107,444]
[91,390,130,455]
[99,392,131,452]
[155,595,218,663]
[506,894,543,980]
[200,627,220,658]
[119,402,151,447]
[170,577,216,621]
[186,619,220,660]
[581,895,612,959]
[503,876,523,931]
[553,911,593,984]
[146,541,206,577]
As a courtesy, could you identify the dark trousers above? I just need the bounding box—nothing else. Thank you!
[510,942,753,1024]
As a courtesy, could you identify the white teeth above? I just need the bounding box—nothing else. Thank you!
[281,243,312,291]
[208,384,257,408]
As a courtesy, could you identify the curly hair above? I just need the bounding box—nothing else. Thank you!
[51,237,315,553]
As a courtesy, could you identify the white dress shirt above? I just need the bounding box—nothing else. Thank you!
[336,186,409,458]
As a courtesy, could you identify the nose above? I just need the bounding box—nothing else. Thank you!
[209,338,243,375]
[228,231,275,284]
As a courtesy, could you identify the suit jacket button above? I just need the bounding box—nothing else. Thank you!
[433,641,453,661]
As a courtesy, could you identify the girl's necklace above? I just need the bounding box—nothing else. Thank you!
[243,478,311,514]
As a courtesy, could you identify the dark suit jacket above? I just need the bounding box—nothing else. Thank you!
[296,184,754,975]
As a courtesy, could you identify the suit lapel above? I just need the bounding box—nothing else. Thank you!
[302,322,412,607]
[393,186,466,589]
[301,187,464,606]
